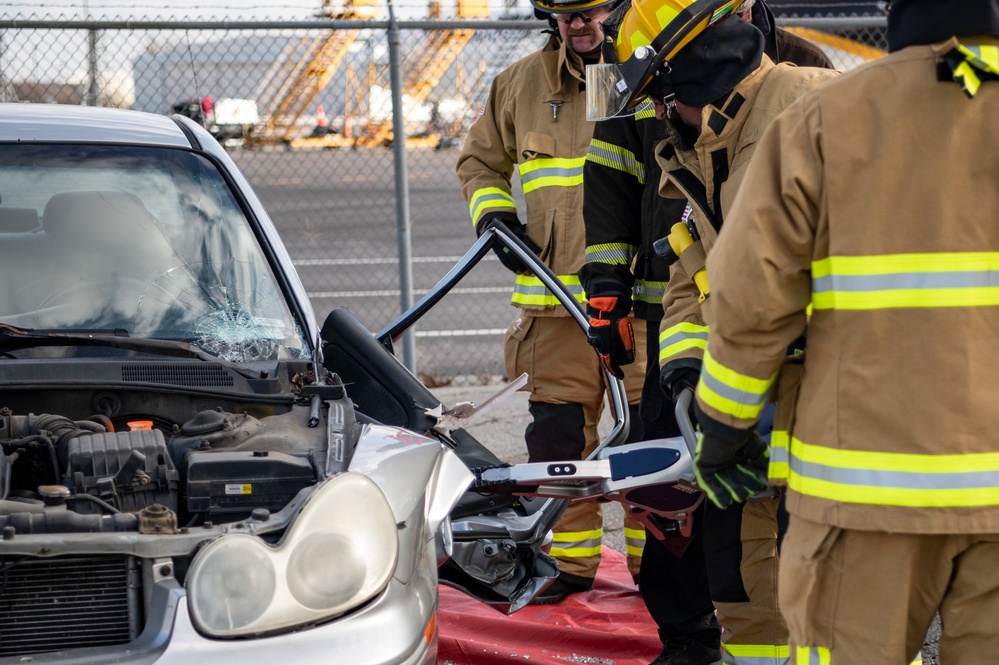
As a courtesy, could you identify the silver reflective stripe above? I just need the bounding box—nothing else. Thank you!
[788,452,999,491]
[586,140,646,184]
[519,164,585,185]
[699,369,767,412]
[813,270,999,294]
[585,244,634,264]
[634,280,667,304]
[659,327,708,351]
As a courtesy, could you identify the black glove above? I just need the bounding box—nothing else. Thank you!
[662,366,701,402]
[691,408,769,509]
[585,294,635,380]
[475,212,541,273]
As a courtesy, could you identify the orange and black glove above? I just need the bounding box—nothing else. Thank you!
[475,212,541,274]
[585,294,635,380]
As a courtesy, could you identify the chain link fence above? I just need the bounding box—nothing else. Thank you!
[0,9,887,383]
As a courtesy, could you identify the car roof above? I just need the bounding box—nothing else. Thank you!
[0,103,193,148]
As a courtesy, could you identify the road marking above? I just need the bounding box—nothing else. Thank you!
[294,256,497,266]
[309,286,509,298]
[415,329,506,338]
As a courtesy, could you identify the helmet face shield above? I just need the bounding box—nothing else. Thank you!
[586,51,660,120]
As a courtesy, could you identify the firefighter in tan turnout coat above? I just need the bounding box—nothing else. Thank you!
[690,0,999,662]
[455,0,647,602]
[586,0,835,661]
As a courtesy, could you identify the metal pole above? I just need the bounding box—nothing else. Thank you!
[87,28,99,106]
[385,0,417,373]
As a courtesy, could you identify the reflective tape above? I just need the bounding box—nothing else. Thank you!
[658,321,708,363]
[723,644,790,665]
[812,252,999,310]
[512,274,586,307]
[944,43,999,98]
[697,349,775,422]
[635,100,657,121]
[634,279,668,305]
[769,429,789,482]
[585,242,636,266]
[624,526,646,558]
[469,187,517,225]
[794,646,830,665]
[784,436,999,507]
[551,527,603,558]
[519,157,585,194]
[586,139,646,184]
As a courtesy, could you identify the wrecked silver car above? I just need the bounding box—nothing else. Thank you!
[0,103,570,665]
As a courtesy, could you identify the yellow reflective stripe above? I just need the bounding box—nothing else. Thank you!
[634,279,668,305]
[624,526,646,556]
[635,100,657,120]
[911,653,923,664]
[769,429,789,482]
[551,527,602,558]
[551,545,602,557]
[518,157,585,194]
[697,349,775,422]
[469,187,516,225]
[585,242,636,265]
[812,252,999,310]
[723,644,790,665]
[512,274,586,306]
[586,139,646,184]
[785,436,999,507]
[659,321,708,363]
[950,44,999,98]
[795,646,831,665]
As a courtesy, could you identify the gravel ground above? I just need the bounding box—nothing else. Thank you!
[434,380,942,665]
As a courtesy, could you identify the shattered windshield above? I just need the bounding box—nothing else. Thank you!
[0,144,310,362]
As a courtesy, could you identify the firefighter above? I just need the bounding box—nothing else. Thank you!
[578,4,831,660]
[455,0,648,602]
[689,0,999,662]
[586,0,837,662]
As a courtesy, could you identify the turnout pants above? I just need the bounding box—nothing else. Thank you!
[505,311,646,580]
[638,317,720,649]
[704,494,788,665]
[781,514,997,665]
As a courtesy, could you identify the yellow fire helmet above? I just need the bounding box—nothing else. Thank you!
[585,0,747,120]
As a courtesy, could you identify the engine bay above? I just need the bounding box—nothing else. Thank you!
[0,365,342,535]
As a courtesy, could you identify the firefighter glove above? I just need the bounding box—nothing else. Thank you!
[475,212,541,274]
[585,295,635,380]
[693,426,769,510]
[662,365,701,402]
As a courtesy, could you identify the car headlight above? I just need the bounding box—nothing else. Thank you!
[187,472,399,637]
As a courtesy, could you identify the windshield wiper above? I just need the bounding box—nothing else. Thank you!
[0,323,226,364]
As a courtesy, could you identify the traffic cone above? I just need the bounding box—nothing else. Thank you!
[316,104,328,128]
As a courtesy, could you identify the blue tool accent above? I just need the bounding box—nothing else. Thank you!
[608,448,681,481]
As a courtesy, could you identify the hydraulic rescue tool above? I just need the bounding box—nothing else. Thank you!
[441,378,706,539]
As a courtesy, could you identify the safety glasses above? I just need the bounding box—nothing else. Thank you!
[554,8,606,23]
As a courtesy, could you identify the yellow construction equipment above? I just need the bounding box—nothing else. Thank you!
[245,0,379,146]
[353,0,488,147]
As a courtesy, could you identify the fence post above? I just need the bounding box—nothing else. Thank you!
[87,28,99,106]
[385,0,417,374]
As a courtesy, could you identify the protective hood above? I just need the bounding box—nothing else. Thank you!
[888,0,999,52]
[668,14,764,106]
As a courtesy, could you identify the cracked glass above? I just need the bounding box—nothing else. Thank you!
[0,144,310,362]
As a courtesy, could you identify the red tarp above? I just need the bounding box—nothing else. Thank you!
[438,549,661,665]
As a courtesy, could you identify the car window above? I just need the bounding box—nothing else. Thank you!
[0,144,310,362]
